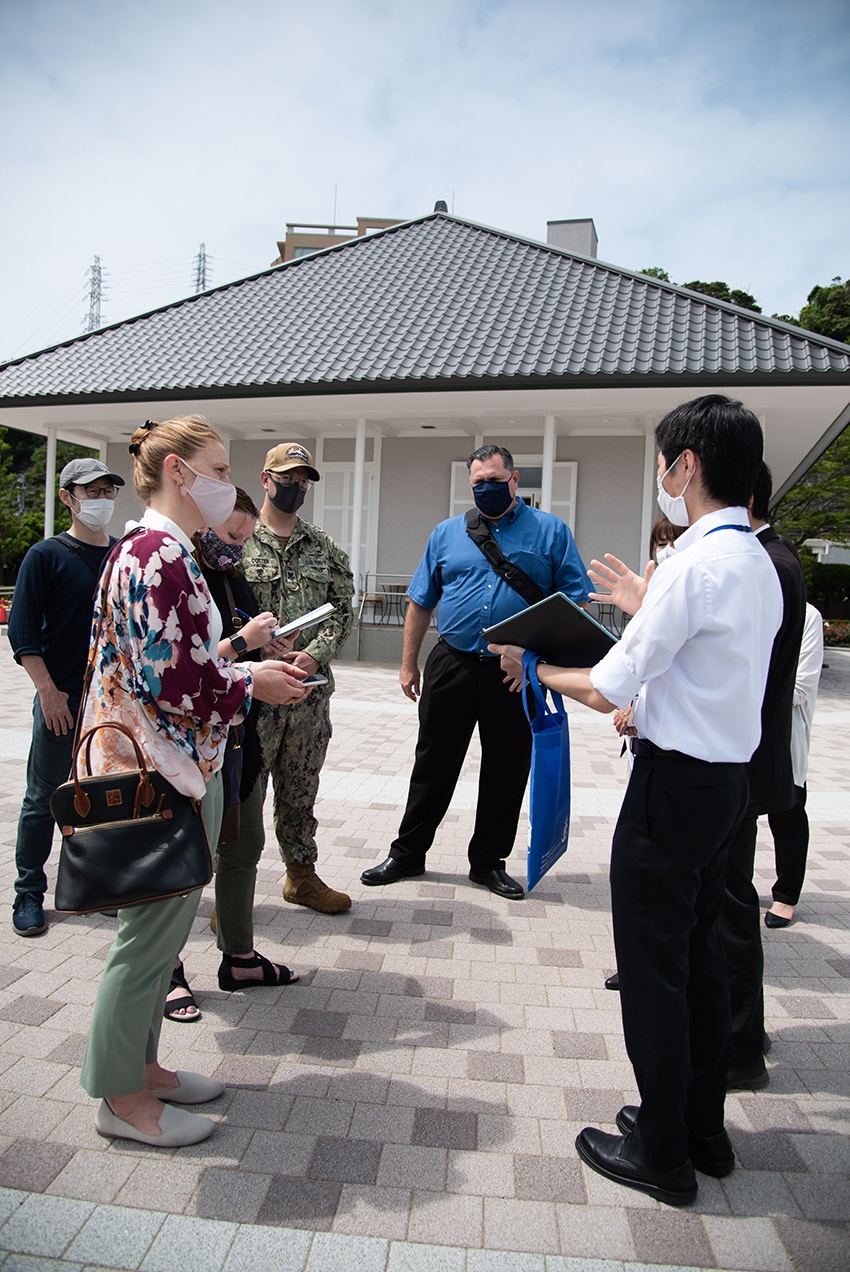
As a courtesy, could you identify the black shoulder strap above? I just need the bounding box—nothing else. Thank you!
[55,531,115,580]
[464,510,545,606]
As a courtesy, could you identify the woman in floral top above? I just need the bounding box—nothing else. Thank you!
[80,415,310,1149]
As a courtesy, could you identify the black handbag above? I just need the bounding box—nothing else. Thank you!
[50,529,212,914]
[51,721,213,914]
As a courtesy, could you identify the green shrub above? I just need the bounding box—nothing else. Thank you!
[823,620,850,647]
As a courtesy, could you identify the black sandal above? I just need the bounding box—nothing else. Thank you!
[163,960,201,1022]
[218,950,299,991]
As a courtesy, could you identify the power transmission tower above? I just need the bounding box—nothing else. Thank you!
[84,255,106,331]
[194,242,212,292]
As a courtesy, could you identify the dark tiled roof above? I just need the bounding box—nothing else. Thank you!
[1,213,849,405]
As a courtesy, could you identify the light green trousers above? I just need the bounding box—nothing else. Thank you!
[80,773,223,1099]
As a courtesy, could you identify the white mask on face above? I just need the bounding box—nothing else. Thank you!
[656,454,692,527]
[654,543,677,564]
[179,459,237,527]
[74,498,115,531]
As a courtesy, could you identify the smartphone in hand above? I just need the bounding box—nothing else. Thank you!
[301,674,328,686]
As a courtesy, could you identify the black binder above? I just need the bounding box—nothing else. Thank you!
[481,592,618,667]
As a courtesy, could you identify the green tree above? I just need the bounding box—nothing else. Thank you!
[772,425,850,550]
[798,277,850,344]
[639,266,671,282]
[0,426,95,580]
[682,280,762,313]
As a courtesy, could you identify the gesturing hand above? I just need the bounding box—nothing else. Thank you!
[587,554,655,616]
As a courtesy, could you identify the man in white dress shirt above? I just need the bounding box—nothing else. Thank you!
[493,394,783,1206]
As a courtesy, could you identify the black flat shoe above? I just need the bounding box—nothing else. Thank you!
[576,1127,697,1206]
[615,1106,735,1178]
[764,910,793,928]
[468,868,524,900]
[604,971,620,991]
[361,857,425,886]
[727,1058,769,1091]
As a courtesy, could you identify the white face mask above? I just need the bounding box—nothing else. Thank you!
[74,498,115,531]
[654,543,677,564]
[656,454,692,527]
[180,459,237,527]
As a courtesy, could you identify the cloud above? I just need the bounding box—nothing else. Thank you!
[0,0,848,359]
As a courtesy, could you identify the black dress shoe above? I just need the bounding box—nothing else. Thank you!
[604,971,620,991]
[726,1058,769,1091]
[615,1106,735,1178]
[764,909,793,928]
[575,1127,697,1206]
[468,868,524,900]
[360,857,425,886]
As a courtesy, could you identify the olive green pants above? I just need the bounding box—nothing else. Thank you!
[214,776,265,956]
[80,774,223,1099]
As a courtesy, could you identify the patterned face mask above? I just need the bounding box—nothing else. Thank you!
[199,528,245,571]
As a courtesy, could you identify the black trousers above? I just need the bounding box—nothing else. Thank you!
[722,814,766,1067]
[611,754,748,1172]
[768,784,809,906]
[390,641,532,872]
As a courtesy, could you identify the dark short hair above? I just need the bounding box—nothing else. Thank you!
[467,444,514,473]
[655,395,763,509]
[750,462,773,521]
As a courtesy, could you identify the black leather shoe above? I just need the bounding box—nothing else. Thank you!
[360,857,425,886]
[615,1106,735,1178]
[575,1127,697,1206]
[764,909,793,928]
[468,868,524,900]
[604,971,620,991]
[727,1058,769,1091]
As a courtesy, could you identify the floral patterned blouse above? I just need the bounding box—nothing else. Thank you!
[80,509,253,799]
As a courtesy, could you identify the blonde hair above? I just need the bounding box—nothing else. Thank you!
[128,415,223,502]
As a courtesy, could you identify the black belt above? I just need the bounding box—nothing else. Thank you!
[630,738,696,761]
[438,636,494,663]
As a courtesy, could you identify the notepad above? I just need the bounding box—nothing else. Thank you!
[271,602,335,639]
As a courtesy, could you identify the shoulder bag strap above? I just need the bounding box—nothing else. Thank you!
[465,510,546,606]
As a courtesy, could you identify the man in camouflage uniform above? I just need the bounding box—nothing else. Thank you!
[242,443,354,913]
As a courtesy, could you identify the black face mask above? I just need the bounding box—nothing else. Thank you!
[268,476,306,515]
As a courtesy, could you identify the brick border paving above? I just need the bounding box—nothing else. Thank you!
[1,635,849,1271]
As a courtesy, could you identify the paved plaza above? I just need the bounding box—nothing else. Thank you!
[0,632,848,1272]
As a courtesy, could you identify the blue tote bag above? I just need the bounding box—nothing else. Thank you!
[521,651,571,892]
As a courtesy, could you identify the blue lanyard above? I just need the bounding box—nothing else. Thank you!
[704,524,752,536]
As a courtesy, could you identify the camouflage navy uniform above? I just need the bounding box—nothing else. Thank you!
[242,517,353,865]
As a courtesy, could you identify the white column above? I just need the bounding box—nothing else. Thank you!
[44,428,57,539]
[350,418,367,605]
[540,414,555,512]
[639,426,657,568]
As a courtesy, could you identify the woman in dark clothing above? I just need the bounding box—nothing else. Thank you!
[165,489,299,1020]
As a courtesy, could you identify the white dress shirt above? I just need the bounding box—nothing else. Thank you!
[791,603,824,785]
[590,507,783,763]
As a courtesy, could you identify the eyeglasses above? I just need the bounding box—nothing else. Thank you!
[267,472,312,492]
[73,484,117,499]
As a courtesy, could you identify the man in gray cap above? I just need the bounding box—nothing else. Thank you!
[9,457,123,936]
[237,443,354,914]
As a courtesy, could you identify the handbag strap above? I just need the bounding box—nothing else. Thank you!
[465,510,546,606]
[72,526,147,756]
[521,651,566,726]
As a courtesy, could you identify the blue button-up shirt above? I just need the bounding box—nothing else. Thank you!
[408,498,590,655]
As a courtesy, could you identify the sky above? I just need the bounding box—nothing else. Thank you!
[1,0,849,363]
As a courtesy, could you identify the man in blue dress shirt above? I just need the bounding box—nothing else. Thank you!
[361,444,589,899]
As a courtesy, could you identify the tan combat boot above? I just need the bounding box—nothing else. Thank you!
[284,862,352,913]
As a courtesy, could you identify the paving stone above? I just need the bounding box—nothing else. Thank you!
[468,1053,524,1084]
[64,1200,165,1272]
[482,1196,560,1254]
[305,1231,389,1272]
[773,1216,850,1272]
[514,1154,586,1204]
[378,1144,447,1191]
[0,1193,95,1256]
[257,1175,342,1231]
[411,1108,477,1150]
[386,1242,466,1272]
[331,1182,411,1240]
[0,1140,75,1193]
[114,1160,204,1215]
[703,1215,793,1272]
[552,1032,608,1060]
[0,998,64,1027]
[188,1166,271,1223]
[406,1189,483,1247]
[138,1214,238,1271]
[627,1209,715,1267]
[733,1129,809,1173]
[45,1149,139,1204]
[554,1203,637,1261]
[309,1135,382,1185]
[222,1222,312,1270]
